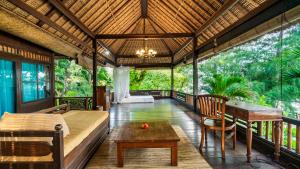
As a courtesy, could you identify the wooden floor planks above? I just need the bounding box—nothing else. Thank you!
[92,99,284,169]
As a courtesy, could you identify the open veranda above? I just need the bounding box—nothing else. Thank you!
[1,0,300,169]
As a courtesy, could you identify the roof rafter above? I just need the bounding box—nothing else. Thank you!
[93,0,133,34]
[174,0,291,66]
[46,0,117,60]
[148,19,173,55]
[47,0,95,38]
[96,33,194,39]
[195,0,240,37]
[148,17,182,45]
[109,17,142,50]
[116,18,143,55]
[160,0,196,31]
[7,0,89,48]
[36,0,69,27]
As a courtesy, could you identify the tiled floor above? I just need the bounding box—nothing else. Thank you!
[109,99,284,169]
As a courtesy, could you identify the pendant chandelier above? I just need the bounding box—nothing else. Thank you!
[136,18,157,58]
[136,47,157,58]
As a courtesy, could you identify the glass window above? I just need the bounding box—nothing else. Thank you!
[22,63,38,102]
[22,63,50,102]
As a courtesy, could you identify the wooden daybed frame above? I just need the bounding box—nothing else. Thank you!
[0,104,110,169]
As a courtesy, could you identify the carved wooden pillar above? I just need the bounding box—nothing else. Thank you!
[92,39,97,110]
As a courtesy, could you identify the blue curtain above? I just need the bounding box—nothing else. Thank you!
[22,63,37,102]
[0,59,15,117]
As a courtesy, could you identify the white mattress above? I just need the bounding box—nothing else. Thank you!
[119,96,154,103]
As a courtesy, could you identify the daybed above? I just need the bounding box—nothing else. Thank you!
[0,104,110,169]
[119,95,155,103]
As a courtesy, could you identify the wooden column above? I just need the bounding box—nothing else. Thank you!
[192,36,198,112]
[92,39,97,110]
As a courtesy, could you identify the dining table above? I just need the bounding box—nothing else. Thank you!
[226,101,283,162]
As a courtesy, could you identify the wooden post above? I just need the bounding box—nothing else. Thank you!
[171,66,174,98]
[192,36,198,112]
[170,55,174,98]
[92,39,97,110]
[53,124,64,169]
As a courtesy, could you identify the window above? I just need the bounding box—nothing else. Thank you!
[22,62,50,102]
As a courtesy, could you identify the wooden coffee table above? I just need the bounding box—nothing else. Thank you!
[114,121,180,167]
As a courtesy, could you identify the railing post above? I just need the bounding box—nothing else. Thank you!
[287,123,292,150]
[92,39,97,110]
[257,121,262,136]
[296,125,300,153]
[192,36,198,112]
[53,124,64,169]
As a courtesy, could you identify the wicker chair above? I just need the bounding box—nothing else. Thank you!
[197,94,236,159]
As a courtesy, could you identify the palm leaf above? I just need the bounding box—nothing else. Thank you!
[284,67,300,79]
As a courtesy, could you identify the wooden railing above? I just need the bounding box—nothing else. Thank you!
[172,91,300,161]
[55,97,92,110]
[130,90,171,98]
[172,91,194,106]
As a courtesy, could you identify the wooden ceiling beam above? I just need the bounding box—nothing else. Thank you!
[96,33,194,39]
[117,54,171,58]
[141,0,148,18]
[195,0,240,37]
[47,0,95,38]
[116,63,172,68]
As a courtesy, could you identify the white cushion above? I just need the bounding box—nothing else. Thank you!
[0,112,70,137]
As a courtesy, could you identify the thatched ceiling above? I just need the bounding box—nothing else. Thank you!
[0,0,286,67]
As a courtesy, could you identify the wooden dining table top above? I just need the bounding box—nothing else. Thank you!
[115,121,180,143]
[226,101,283,122]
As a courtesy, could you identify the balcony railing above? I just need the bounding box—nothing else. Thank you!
[172,91,300,163]
[55,97,92,110]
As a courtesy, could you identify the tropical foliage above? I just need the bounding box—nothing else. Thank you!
[55,59,112,97]
[202,74,251,99]
[198,23,300,119]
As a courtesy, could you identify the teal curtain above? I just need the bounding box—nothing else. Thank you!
[22,63,38,102]
[0,59,15,117]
